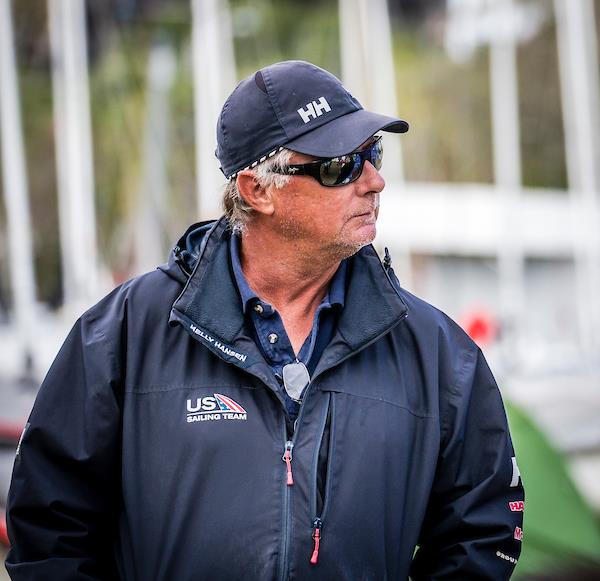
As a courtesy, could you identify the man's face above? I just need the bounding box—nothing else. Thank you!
[267,137,386,260]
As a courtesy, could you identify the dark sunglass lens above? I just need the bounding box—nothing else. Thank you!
[318,142,381,187]
[340,154,363,184]
[373,139,383,170]
[319,159,343,186]
[320,155,354,186]
[337,155,359,184]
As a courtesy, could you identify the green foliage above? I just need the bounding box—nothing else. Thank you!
[230,0,340,77]
[20,71,61,305]
[393,29,494,183]
[91,26,148,271]
[517,10,567,190]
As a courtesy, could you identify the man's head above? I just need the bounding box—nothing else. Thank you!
[216,60,409,256]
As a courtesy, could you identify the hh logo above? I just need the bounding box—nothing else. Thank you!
[297,97,331,124]
[186,394,247,423]
[514,526,523,541]
[509,500,524,512]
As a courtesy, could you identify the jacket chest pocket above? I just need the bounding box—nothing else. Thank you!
[318,385,435,455]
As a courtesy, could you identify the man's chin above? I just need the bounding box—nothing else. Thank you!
[354,223,377,247]
[332,230,377,260]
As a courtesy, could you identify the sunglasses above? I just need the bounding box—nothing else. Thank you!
[275,135,383,187]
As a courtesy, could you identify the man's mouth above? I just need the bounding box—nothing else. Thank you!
[353,207,378,218]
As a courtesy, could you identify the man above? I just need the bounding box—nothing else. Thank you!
[6,61,524,580]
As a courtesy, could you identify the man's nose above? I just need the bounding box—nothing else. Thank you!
[357,160,385,194]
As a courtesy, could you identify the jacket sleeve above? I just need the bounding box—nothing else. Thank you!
[5,305,124,580]
[410,346,524,580]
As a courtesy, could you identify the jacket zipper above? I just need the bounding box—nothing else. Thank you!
[278,384,324,581]
[279,422,294,581]
[308,393,335,565]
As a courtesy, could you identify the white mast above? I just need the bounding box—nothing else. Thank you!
[133,42,176,275]
[191,0,236,220]
[488,0,524,366]
[0,0,37,371]
[339,0,404,183]
[48,0,99,312]
[338,0,411,287]
[554,0,600,361]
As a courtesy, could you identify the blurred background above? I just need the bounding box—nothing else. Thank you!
[1,0,600,577]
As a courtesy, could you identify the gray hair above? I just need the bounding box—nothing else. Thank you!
[222,148,294,234]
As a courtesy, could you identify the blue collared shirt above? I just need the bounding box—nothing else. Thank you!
[230,234,346,420]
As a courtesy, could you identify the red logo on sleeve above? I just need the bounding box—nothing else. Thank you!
[509,500,524,512]
[514,527,523,541]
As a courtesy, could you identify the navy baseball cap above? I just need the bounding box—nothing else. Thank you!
[216,60,409,178]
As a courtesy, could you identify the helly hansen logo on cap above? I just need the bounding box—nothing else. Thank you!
[186,394,247,423]
[297,97,331,123]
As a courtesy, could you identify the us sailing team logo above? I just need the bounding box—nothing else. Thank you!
[186,394,247,423]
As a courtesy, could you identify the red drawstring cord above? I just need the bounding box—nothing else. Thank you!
[283,448,294,486]
[310,524,321,565]
[282,441,294,486]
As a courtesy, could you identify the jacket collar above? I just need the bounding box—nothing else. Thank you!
[169,217,408,379]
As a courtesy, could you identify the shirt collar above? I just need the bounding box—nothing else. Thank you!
[328,258,346,308]
[230,233,346,314]
[230,232,259,314]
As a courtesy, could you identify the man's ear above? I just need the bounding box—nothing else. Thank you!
[236,171,274,216]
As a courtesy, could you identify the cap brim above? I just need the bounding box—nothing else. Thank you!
[284,109,409,158]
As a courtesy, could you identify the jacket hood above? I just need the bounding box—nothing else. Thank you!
[158,219,221,284]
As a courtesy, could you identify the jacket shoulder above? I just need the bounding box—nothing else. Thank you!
[395,287,488,425]
[398,287,475,352]
[80,268,183,338]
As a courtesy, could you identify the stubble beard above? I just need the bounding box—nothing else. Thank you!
[329,227,376,260]
[278,213,377,265]
[332,199,380,259]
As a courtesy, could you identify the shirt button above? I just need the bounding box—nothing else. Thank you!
[253,303,264,315]
[268,333,279,344]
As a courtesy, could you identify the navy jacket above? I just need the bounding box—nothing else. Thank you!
[6,218,524,580]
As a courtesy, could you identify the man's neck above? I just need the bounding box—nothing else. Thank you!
[239,226,341,353]
[239,228,339,311]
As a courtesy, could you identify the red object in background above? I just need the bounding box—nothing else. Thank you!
[0,509,9,547]
[461,309,498,346]
[0,422,22,445]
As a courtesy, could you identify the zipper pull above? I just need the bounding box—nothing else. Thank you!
[310,518,322,565]
[383,246,392,270]
[282,440,294,486]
